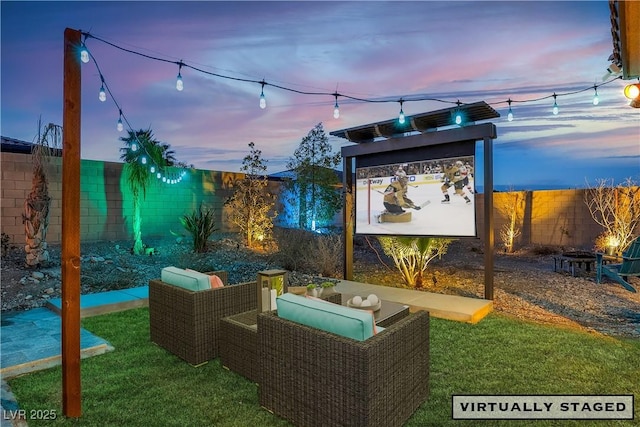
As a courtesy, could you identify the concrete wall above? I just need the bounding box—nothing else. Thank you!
[2,151,606,249]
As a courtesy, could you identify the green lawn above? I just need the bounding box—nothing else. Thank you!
[8,308,640,426]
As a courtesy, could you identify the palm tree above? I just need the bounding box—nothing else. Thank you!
[23,120,62,267]
[119,129,177,255]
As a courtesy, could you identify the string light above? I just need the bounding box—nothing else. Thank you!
[454,101,463,125]
[80,29,629,136]
[99,77,107,102]
[80,39,90,64]
[259,80,266,109]
[117,110,124,132]
[176,62,184,91]
[333,93,340,119]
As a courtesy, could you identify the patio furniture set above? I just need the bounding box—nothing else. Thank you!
[148,267,431,427]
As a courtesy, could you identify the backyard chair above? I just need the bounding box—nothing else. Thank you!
[257,309,430,427]
[148,270,257,365]
[596,236,640,293]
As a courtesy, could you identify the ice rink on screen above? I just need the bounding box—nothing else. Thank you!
[355,174,476,236]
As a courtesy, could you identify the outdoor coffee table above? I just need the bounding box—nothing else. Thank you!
[553,251,596,277]
[219,295,410,381]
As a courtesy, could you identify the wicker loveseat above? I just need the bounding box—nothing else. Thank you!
[149,270,256,365]
[257,309,430,427]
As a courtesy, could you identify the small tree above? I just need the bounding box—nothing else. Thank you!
[285,123,342,230]
[377,236,453,288]
[585,178,640,252]
[23,120,62,267]
[226,142,277,249]
[498,190,524,253]
[119,129,179,255]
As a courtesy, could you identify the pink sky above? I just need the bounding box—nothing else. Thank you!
[1,1,638,189]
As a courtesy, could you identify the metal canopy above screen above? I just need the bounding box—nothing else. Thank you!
[330,101,500,143]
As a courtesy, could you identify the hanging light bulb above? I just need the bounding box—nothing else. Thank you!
[592,86,599,106]
[117,111,124,132]
[176,62,184,91]
[398,99,405,124]
[507,99,514,122]
[131,142,138,152]
[157,172,162,179]
[80,41,90,64]
[150,166,156,173]
[99,84,106,102]
[259,81,267,109]
[454,101,463,125]
[333,93,340,119]
[141,156,147,165]
[552,93,559,115]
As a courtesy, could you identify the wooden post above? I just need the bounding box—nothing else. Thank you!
[483,136,494,300]
[62,27,82,418]
[343,156,354,280]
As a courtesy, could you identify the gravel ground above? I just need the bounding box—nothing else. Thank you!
[1,235,639,339]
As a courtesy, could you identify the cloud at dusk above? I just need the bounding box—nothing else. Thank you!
[1,1,638,189]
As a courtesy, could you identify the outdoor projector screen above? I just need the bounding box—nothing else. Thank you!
[355,142,477,237]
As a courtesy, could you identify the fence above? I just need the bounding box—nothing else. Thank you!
[2,150,606,250]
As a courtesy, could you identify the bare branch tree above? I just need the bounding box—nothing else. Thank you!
[585,178,640,252]
[497,190,524,253]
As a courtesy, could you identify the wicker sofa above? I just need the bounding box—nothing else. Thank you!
[257,309,430,427]
[148,270,257,365]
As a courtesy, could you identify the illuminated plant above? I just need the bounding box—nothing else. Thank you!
[377,236,453,288]
[180,203,218,253]
[285,123,342,231]
[23,120,61,267]
[585,178,640,252]
[226,142,277,249]
[119,129,178,255]
[497,190,524,253]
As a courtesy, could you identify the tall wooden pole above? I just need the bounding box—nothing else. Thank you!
[343,156,354,280]
[62,27,82,418]
[483,136,494,300]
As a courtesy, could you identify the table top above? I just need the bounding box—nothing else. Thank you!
[225,295,409,328]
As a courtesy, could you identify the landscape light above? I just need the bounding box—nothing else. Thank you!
[398,100,405,124]
[259,81,267,109]
[552,93,559,115]
[507,99,514,122]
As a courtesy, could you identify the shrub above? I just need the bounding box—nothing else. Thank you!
[377,236,453,288]
[272,227,342,276]
[180,204,219,253]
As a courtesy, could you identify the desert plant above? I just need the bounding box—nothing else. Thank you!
[180,204,219,253]
[377,236,453,288]
[226,142,277,249]
[23,120,61,267]
[585,178,640,252]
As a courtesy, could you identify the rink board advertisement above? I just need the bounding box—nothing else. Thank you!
[354,143,477,237]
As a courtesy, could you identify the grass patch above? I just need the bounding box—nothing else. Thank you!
[8,309,640,426]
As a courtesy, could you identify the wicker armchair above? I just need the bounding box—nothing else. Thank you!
[257,310,430,427]
[149,271,257,365]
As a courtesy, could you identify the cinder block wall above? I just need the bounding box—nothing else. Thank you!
[476,189,602,250]
[1,152,265,246]
[2,150,607,249]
